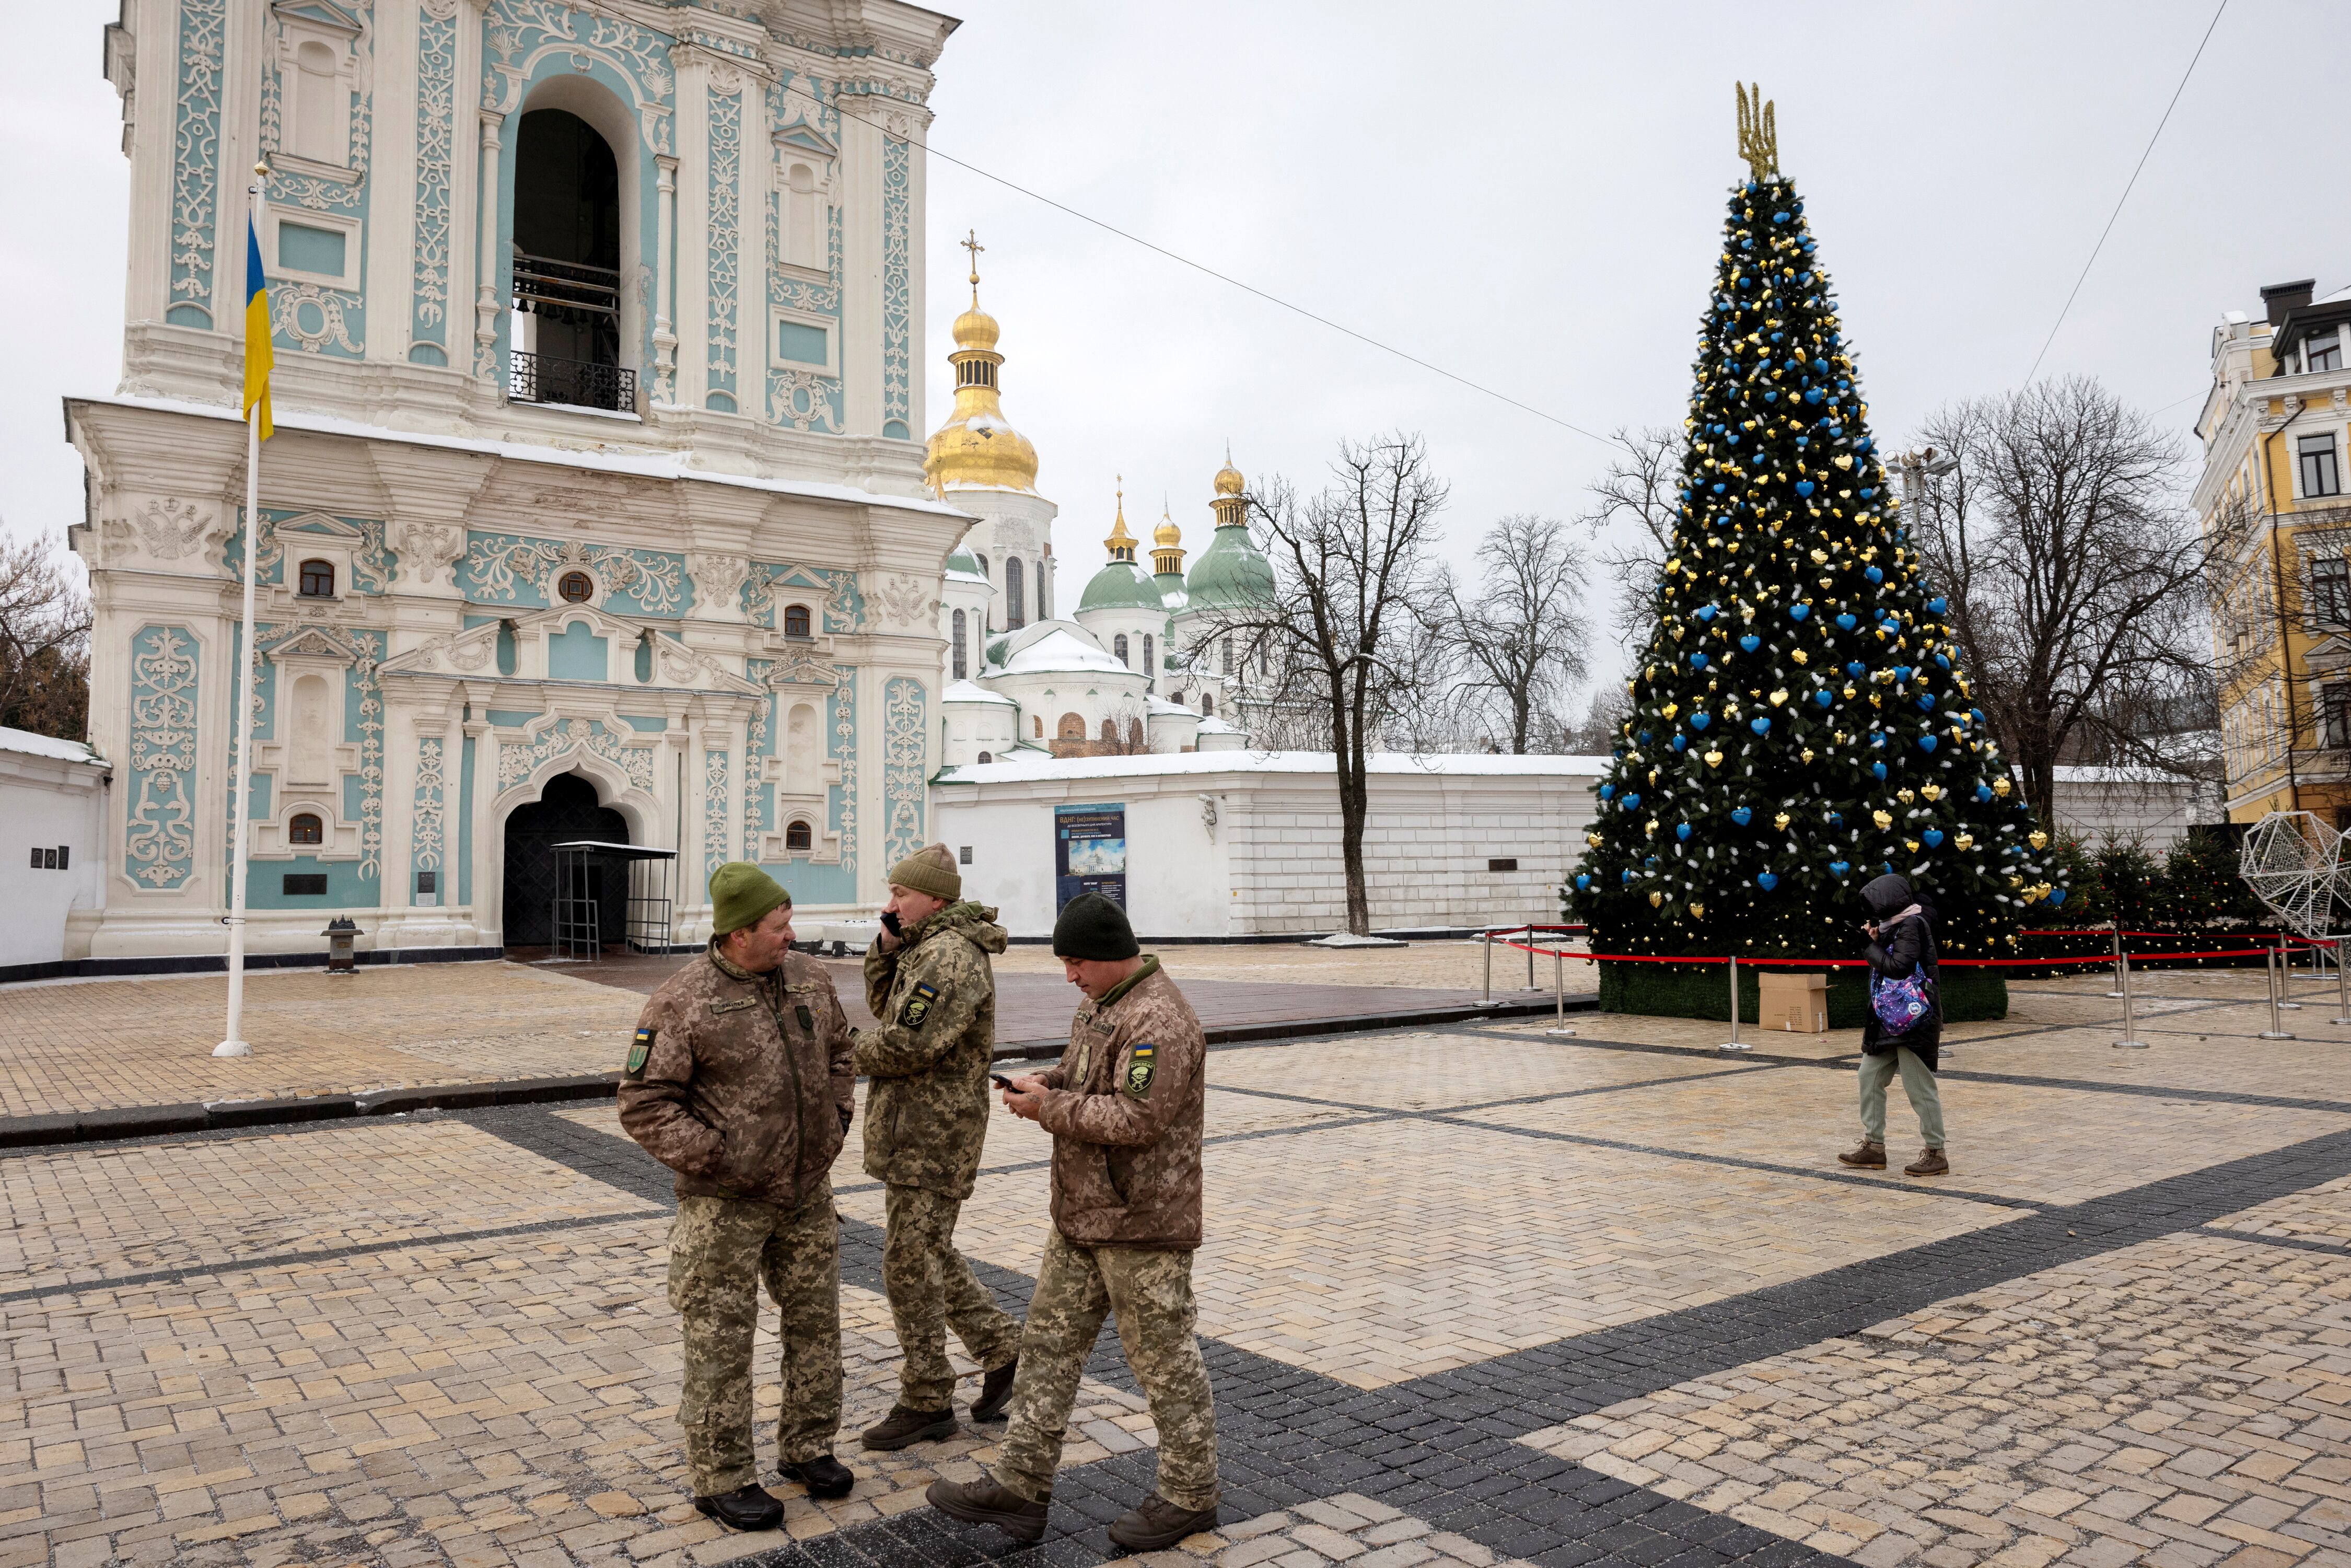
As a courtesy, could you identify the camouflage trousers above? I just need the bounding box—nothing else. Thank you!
[882,1183,1021,1409]
[991,1230,1218,1512]
[666,1180,840,1495]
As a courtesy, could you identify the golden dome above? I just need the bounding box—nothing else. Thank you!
[924,231,1039,493]
[1154,504,1181,549]
[1104,483,1138,562]
[1213,446,1245,496]
[951,304,1000,352]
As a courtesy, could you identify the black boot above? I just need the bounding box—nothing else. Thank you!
[778,1454,855,1499]
[860,1403,957,1450]
[971,1357,1018,1422]
[694,1483,783,1531]
[1108,1493,1221,1550]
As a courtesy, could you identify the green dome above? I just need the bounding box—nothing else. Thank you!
[1185,527,1275,608]
[1077,559,1166,613]
[945,547,983,577]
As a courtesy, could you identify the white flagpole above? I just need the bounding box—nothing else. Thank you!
[216,166,267,1059]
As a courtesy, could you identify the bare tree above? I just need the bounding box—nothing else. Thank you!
[1559,685,1630,754]
[1578,425,1682,644]
[1193,433,1449,935]
[0,532,92,742]
[1435,514,1590,753]
[1904,377,2209,827]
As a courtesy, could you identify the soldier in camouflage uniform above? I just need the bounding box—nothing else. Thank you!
[927,892,1219,1552]
[854,843,1023,1449]
[619,864,858,1531]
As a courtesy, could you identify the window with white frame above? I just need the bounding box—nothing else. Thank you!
[2316,557,2351,625]
[2308,327,2343,374]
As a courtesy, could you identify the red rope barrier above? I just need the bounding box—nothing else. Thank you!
[1574,948,2273,968]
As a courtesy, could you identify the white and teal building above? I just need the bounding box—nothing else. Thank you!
[64,0,972,962]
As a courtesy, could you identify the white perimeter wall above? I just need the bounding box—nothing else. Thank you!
[933,754,1601,939]
[0,747,110,969]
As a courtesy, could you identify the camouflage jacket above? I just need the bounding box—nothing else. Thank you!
[1037,957,1205,1250]
[618,945,855,1209]
[855,901,1008,1198]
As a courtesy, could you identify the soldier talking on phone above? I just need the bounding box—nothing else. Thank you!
[852,843,1022,1449]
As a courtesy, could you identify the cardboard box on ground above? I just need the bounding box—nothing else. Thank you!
[1758,971,1829,1033]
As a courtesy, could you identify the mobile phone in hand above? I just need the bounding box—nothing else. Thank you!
[880,910,902,936]
[990,1073,1017,1091]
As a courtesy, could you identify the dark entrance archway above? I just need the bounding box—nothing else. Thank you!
[502,772,627,948]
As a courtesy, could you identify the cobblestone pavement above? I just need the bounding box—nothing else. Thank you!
[5,971,2351,1568]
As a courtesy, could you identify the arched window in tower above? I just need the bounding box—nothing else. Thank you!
[511,108,626,410]
[785,819,813,853]
[1113,633,1129,667]
[951,609,968,680]
[1203,691,1216,718]
[783,161,822,271]
[783,603,812,639]
[1128,718,1144,749]
[288,812,324,846]
[292,40,342,165]
[298,559,335,599]
[1038,553,1052,618]
[1222,637,1235,677]
[1142,633,1154,678]
[1006,557,1026,629]
[1099,718,1118,743]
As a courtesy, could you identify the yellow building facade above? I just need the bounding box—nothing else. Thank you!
[2198,279,2351,824]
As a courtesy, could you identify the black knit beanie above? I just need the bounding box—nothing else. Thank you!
[1052,892,1138,961]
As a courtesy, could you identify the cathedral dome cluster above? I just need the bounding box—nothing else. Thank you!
[924,247,1275,763]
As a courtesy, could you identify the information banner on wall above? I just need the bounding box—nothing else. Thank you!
[1054,802,1127,913]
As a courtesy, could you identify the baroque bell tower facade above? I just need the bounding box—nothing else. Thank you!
[67,0,971,962]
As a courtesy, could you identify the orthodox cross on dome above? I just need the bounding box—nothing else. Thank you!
[1736,82,1777,181]
[961,228,984,305]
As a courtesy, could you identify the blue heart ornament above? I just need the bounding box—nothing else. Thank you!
[1675,823,1692,841]
[1923,829,1944,847]
[1871,761,1888,780]
[1750,717,1771,735]
[1756,872,1778,891]
[1836,613,1858,631]
[1927,597,1947,614]
[1731,806,1752,826]
[1690,712,1711,730]
[1690,653,1708,669]
[1829,860,1850,876]
[1796,481,1815,497]
[1814,690,1833,707]
[2048,887,2067,907]
[1739,634,1761,652]
[1789,603,1810,621]
[1918,735,1938,752]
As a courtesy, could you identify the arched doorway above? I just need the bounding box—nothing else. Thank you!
[512,107,624,407]
[503,772,627,948]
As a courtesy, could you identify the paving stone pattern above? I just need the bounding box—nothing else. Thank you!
[5,972,2351,1568]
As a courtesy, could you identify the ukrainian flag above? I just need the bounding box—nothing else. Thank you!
[243,217,273,440]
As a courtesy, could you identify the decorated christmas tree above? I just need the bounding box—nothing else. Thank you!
[1566,88,2063,1020]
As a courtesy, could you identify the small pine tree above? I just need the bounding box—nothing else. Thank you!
[1568,106,2062,965]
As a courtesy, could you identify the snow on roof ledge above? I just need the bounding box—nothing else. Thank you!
[0,726,104,766]
[941,679,1017,705]
[935,750,1611,784]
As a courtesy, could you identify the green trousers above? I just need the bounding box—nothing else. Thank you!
[666,1179,840,1495]
[1858,1047,1945,1149]
[991,1230,1219,1513]
[881,1183,1021,1410]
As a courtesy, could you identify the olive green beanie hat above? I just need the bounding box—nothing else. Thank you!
[1053,891,1138,961]
[709,862,791,936]
[887,842,962,901]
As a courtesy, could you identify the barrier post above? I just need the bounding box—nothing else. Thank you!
[1481,928,1493,1008]
[1547,943,1576,1036]
[2333,934,2351,1026]
[2113,942,2147,1050]
[1717,956,1748,1051]
[1527,928,1535,991]
[2106,920,2126,998]
[2261,937,2296,1040]
[2281,933,2304,1009]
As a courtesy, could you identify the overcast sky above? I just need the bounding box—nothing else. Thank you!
[6,1,2345,696]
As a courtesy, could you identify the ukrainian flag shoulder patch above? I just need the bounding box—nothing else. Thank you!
[900,980,941,1028]
[626,1027,655,1076]
[1124,1043,1156,1098]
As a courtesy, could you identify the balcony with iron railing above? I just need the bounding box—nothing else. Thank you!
[508,248,635,414]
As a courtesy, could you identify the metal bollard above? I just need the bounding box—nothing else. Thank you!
[2260,938,2296,1040]
[1547,943,1577,1036]
[1481,928,1493,1008]
[2282,937,2305,1008]
[2113,943,2147,1050]
[1718,956,1749,1051]
[1528,928,1536,992]
[2105,920,2126,998]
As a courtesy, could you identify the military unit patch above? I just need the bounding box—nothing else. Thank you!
[900,980,941,1028]
[626,1027,655,1075]
[795,1003,814,1031]
[1125,1043,1156,1098]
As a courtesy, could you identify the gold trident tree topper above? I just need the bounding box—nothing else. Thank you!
[1736,82,1777,181]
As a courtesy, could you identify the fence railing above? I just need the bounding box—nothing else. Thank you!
[509,350,636,413]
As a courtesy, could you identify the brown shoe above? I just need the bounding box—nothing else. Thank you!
[1108,1493,1221,1550]
[1905,1147,1950,1177]
[927,1476,1048,1542]
[1837,1140,1887,1169]
[971,1356,1018,1422]
[860,1403,956,1451]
